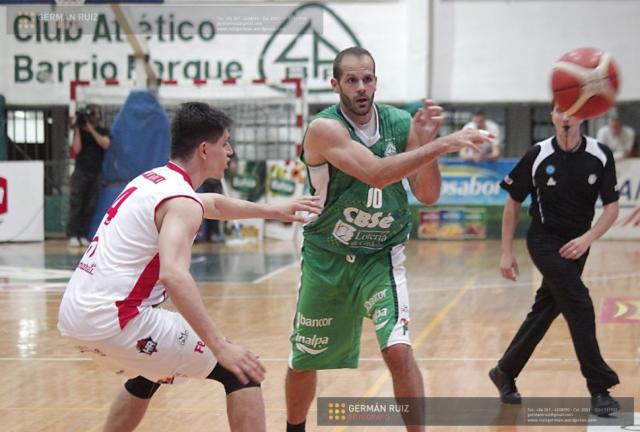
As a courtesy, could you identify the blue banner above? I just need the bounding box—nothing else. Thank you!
[405,159,521,206]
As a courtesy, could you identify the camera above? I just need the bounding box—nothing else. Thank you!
[75,107,93,127]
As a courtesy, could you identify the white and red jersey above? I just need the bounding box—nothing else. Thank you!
[58,162,204,341]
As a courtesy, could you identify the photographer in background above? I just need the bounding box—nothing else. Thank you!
[67,104,111,247]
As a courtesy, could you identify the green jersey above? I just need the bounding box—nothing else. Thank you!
[302,103,413,255]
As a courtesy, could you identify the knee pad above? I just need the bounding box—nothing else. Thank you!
[124,376,161,399]
[207,363,261,395]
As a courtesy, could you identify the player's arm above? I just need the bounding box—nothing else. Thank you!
[156,197,265,383]
[500,196,521,281]
[304,118,489,190]
[198,193,322,222]
[405,101,444,205]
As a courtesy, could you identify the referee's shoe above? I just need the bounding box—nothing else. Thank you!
[591,391,620,417]
[489,366,522,404]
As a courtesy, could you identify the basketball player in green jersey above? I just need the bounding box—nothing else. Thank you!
[285,47,492,432]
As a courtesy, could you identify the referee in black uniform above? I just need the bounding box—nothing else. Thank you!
[489,104,621,415]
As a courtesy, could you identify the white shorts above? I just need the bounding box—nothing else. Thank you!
[68,307,217,383]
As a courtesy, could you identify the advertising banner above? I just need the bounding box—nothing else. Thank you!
[598,158,640,240]
[223,160,267,241]
[416,207,487,240]
[0,161,44,242]
[265,159,306,240]
[405,159,520,207]
[406,158,532,240]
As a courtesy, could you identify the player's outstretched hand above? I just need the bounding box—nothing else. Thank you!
[270,195,323,223]
[215,340,266,384]
[412,99,444,145]
[441,128,494,154]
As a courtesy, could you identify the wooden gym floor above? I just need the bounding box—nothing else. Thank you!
[0,238,638,432]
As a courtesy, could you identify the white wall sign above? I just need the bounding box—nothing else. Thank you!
[0,1,427,105]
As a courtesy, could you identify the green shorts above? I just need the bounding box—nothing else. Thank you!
[289,242,411,370]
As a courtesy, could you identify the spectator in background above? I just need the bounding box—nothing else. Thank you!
[460,110,502,162]
[597,113,635,161]
[67,104,111,247]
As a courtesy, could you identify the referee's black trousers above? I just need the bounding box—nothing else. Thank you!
[498,222,619,395]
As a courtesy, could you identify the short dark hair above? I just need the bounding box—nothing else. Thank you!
[171,102,231,160]
[333,46,375,81]
[472,110,486,117]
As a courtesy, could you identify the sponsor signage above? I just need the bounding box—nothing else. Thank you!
[0,161,44,242]
[406,159,523,206]
[598,159,640,240]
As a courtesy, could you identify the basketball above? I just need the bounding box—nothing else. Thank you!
[551,47,620,119]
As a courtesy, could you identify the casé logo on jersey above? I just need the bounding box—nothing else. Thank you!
[343,208,394,229]
[258,2,361,93]
[333,208,394,247]
[0,177,7,216]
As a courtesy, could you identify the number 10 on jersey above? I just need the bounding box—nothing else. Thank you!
[367,187,383,209]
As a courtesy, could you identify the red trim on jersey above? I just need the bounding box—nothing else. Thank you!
[115,254,160,329]
[166,162,194,189]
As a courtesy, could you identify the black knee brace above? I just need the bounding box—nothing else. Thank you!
[207,363,261,395]
[124,376,161,399]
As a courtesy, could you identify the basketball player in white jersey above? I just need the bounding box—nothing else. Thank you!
[58,102,322,432]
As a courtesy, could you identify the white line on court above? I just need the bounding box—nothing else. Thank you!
[1,270,638,298]
[1,356,637,363]
[411,271,640,294]
[0,282,67,292]
[0,357,92,361]
[251,262,298,284]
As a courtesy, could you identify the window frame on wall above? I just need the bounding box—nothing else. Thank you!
[7,109,49,158]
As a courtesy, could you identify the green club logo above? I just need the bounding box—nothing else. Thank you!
[258,2,361,93]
